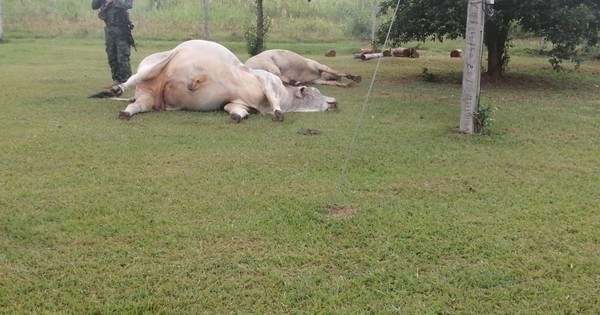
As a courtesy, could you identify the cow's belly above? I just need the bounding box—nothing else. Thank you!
[284,69,320,83]
[166,92,226,112]
[160,63,264,113]
[163,79,230,112]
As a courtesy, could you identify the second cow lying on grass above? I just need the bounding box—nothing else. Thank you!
[245,49,362,88]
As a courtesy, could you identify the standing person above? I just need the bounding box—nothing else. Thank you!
[92,0,135,89]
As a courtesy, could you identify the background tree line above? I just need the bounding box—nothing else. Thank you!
[378,0,600,77]
[2,0,599,76]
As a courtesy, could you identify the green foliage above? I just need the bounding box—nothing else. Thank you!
[343,1,376,41]
[420,67,439,83]
[348,15,371,40]
[520,0,600,68]
[474,105,495,135]
[378,0,600,76]
[244,24,260,56]
[584,44,600,60]
[244,17,270,56]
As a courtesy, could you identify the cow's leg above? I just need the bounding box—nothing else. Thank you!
[248,71,284,122]
[223,103,250,123]
[260,64,296,86]
[113,50,177,96]
[111,73,143,97]
[272,109,284,122]
[348,74,362,83]
[310,61,362,84]
[319,69,362,84]
[118,94,154,120]
[223,103,283,123]
[310,79,354,88]
[320,72,342,81]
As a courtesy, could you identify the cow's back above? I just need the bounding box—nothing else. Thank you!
[131,40,242,86]
[246,49,321,83]
[246,49,307,71]
[175,40,242,66]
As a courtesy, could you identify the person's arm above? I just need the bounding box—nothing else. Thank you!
[113,0,133,9]
[91,0,105,10]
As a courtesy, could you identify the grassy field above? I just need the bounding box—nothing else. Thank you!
[4,0,381,42]
[1,33,599,315]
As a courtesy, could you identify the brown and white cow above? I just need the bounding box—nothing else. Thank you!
[109,40,338,122]
[244,49,362,88]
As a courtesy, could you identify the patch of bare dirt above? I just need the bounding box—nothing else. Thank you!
[328,205,356,217]
[298,128,321,135]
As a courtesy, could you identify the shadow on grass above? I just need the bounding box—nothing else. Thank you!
[396,70,597,91]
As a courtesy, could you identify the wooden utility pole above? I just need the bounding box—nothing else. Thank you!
[459,0,486,134]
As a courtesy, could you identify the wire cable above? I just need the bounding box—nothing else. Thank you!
[331,0,403,206]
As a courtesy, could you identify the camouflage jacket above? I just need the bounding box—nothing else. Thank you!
[92,0,133,25]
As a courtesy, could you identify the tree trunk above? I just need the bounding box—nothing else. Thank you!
[484,19,510,78]
[0,0,4,42]
[201,0,210,40]
[256,0,265,53]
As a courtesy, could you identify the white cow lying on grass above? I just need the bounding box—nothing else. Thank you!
[91,40,339,122]
[245,49,362,88]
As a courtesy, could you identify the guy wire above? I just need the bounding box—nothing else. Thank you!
[331,0,403,206]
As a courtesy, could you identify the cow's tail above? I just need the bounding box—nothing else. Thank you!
[110,97,136,103]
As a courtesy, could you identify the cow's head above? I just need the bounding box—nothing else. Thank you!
[284,86,338,112]
[249,68,337,114]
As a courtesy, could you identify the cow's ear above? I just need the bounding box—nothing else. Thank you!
[295,86,306,98]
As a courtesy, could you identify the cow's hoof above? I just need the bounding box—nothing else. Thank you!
[230,113,243,123]
[352,75,362,83]
[118,111,131,120]
[272,110,284,122]
[327,101,338,110]
[111,85,124,97]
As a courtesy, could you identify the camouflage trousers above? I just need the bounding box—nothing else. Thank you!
[104,25,132,83]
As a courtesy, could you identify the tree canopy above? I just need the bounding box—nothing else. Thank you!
[377,0,600,77]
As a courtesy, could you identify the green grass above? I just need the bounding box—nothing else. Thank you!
[0,38,599,314]
[3,0,381,42]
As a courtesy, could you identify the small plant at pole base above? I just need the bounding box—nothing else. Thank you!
[244,19,270,56]
[244,25,260,56]
[473,104,495,135]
